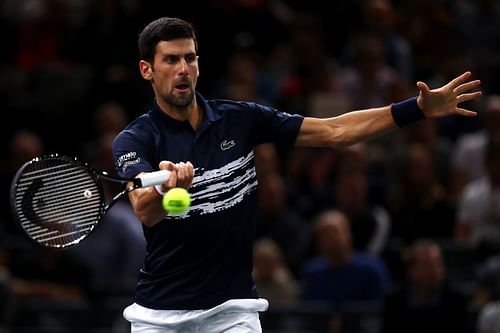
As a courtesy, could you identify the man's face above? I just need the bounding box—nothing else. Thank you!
[141,38,199,108]
[316,213,352,256]
[409,246,445,291]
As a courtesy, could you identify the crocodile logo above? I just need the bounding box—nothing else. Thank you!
[220,139,235,151]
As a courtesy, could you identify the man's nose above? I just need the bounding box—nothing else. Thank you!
[178,58,188,74]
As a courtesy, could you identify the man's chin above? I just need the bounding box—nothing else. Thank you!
[164,92,194,108]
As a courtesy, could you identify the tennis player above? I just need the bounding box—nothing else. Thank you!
[112,17,482,333]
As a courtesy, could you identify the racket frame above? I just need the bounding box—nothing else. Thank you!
[9,153,168,248]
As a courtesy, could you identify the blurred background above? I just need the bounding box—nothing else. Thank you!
[1,0,500,332]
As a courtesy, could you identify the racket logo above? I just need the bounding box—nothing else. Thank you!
[20,179,50,229]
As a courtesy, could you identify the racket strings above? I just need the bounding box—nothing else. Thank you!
[13,157,104,247]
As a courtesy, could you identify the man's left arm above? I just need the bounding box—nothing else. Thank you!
[296,71,482,147]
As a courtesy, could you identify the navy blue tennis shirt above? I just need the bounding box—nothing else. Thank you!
[112,92,304,310]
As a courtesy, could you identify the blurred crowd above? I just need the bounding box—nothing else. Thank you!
[1,0,500,332]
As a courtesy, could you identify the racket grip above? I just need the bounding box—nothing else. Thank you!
[138,170,171,187]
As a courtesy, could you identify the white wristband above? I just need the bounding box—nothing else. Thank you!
[153,184,167,196]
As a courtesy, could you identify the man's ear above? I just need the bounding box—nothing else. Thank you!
[139,60,153,80]
[197,56,200,77]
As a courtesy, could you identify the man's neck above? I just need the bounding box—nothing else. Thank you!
[156,97,203,130]
[327,249,352,268]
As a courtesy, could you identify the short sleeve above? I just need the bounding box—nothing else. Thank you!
[247,102,304,147]
[112,129,155,179]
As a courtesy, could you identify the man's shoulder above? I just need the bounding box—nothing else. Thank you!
[206,98,260,112]
[302,257,329,273]
[204,96,277,113]
[112,113,156,148]
[127,111,155,128]
[119,113,155,136]
[352,253,388,272]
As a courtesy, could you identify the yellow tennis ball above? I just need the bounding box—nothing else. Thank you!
[162,187,191,215]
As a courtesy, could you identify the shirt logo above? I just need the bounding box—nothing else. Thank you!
[116,152,141,172]
[220,139,235,151]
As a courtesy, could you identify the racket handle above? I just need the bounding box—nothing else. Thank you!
[138,170,171,187]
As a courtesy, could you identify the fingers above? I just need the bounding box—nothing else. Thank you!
[457,91,483,104]
[159,160,176,171]
[455,107,477,117]
[421,72,479,95]
[454,79,481,95]
[186,162,194,187]
[448,71,472,88]
[417,71,481,119]
[175,162,194,188]
[416,81,431,95]
[158,160,194,189]
[159,161,178,189]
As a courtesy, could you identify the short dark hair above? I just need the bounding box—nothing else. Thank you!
[138,17,198,62]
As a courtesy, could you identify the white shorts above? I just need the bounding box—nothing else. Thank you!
[123,298,269,333]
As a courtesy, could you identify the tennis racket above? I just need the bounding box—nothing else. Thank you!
[10,154,170,248]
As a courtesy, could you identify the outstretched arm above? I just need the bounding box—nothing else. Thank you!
[296,71,482,147]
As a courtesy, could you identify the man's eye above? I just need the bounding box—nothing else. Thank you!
[185,55,197,63]
[165,56,179,64]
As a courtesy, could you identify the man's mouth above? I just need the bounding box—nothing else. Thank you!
[175,83,190,92]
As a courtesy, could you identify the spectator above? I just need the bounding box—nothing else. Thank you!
[80,100,129,163]
[331,144,392,255]
[392,117,454,189]
[279,12,346,118]
[358,0,413,77]
[256,172,310,275]
[300,209,392,309]
[454,0,500,96]
[284,146,339,219]
[475,254,500,333]
[455,135,500,263]
[0,247,86,330]
[339,33,405,110]
[397,0,464,81]
[0,130,44,241]
[252,238,299,307]
[211,47,276,105]
[381,239,470,333]
[386,142,456,244]
[450,94,500,199]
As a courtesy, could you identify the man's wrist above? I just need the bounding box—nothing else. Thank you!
[391,97,426,127]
